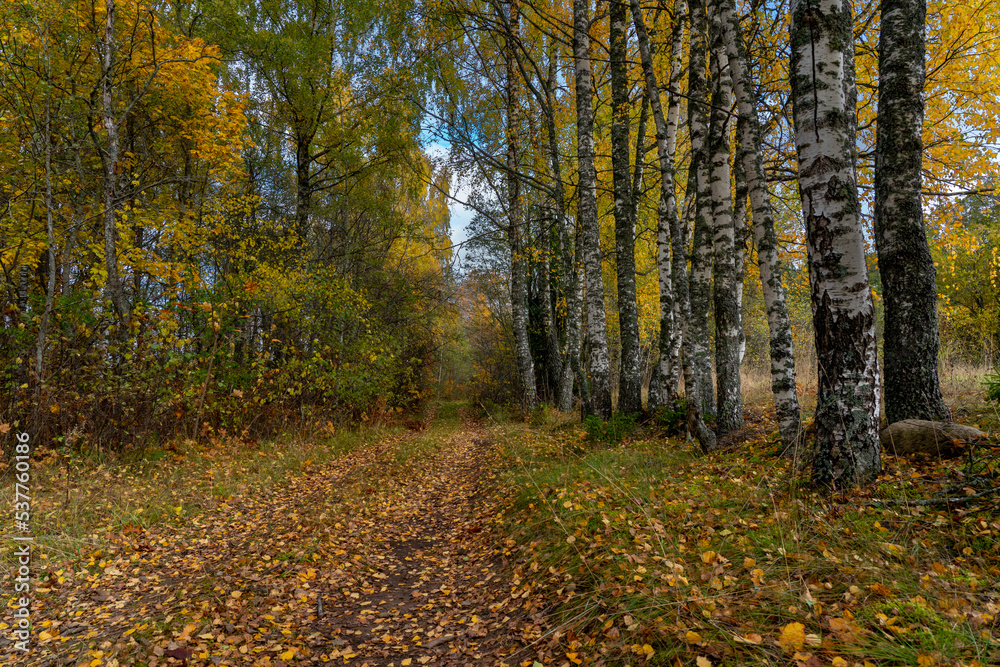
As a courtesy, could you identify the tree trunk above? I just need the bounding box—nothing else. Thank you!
[100,0,129,319]
[640,0,685,410]
[874,0,948,423]
[540,216,563,398]
[295,131,313,246]
[707,9,743,436]
[790,0,880,488]
[36,43,57,391]
[573,0,612,419]
[686,0,715,418]
[718,0,802,451]
[610,0,642,415]
[733,117,747,365]
[506,0,537,413]
[632,0,716,451]
[540,43,583,413]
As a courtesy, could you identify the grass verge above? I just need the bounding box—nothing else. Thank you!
[489,409,1000,667]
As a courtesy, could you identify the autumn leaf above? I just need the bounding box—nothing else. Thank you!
[778,622,806,651]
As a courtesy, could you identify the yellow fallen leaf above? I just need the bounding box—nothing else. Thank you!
[402,659,412,666]
[280,648,296,660]
[696,657,712,667]
[832,658,849,667]
[778,621,806,651]
[734,633,762,644]
[685,630,703,644]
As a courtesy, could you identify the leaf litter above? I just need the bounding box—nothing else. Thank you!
[2,410,544,666]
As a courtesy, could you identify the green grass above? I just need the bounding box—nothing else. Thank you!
[490,416,1000,667]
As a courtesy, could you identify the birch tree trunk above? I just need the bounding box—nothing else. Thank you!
[632,0,716,451]
[506,0,537,413]
[35,32,57,393]
[573,0,612,419]
[707,9,743,436]
[733,118,747,365]
[686,0,715,418]
[719,0,802,451]
[539,216,563,398]
[610,0,642,415]
[874,0,948,423]
[100,0,129,319]
[640,0,686,409]
[539,44,584,412]
[790,0,880,487]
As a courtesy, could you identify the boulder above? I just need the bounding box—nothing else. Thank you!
[880,419,984,458]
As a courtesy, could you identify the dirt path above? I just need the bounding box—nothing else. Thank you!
[10,412,540,667]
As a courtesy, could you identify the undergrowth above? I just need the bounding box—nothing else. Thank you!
[493,411,1000,667]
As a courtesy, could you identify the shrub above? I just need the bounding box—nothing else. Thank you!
[583,413,637,444]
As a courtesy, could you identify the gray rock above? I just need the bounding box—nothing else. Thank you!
[880,420,984,458]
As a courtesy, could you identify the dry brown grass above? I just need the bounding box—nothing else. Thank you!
[741,355,994,425]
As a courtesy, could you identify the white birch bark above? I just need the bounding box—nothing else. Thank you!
[632,0,716,451]
[505,0,537,413]
[637,0,685,409]
[100,0,129,318]
[718,0,802,451]
[686,0,715,418]
[573,0,612,419]
[707,7,743,435]
[610,0,642,415]
[790,0,880,487]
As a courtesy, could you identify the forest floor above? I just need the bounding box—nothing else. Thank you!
[1,403,543,666]
[2,400,1000,667]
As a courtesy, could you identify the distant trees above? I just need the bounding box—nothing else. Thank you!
[0,0,451,451]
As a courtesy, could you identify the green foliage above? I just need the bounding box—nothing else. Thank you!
[583,412,637,444]
[982,372,1000,403]
[652,399,687,436]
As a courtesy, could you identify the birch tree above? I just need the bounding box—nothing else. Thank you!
[610,0,642,415]
[632,0,715,451]
[790,0,881,487]
[99,0,129,318]
[641,0,685,410]
[573,0,612,419]
[874,0,948,423]
[718,0,802,451]
[686,0,715,418]
[707,6,743,435]
[505,0,537,412]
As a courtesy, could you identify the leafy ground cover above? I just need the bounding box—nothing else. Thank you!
[491,406,1000,666]
[0,404,541,666]
[2,400,998,667]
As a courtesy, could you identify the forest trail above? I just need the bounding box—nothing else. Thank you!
[10,407,542,667]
